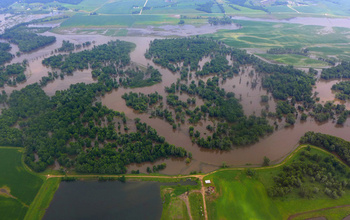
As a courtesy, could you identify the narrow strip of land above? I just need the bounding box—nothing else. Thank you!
[288,204,350,220]
[287,5,300,14]
[139,0,149,15]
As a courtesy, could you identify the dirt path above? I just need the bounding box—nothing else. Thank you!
[198,176,208,220]
[288,204,350,220]
[287,5,301,14]
[139,0,149,15]
[179,192,192,220]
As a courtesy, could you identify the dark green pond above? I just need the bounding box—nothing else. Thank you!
[43,180,196,220]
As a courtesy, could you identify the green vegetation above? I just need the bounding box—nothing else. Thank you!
[145,37,222,71]
[96,0,144,15]
[161,181,200,220]
[189,192,205,220]
[24,178,60,220]
[0,62,27,87]
[206,170,281,220]
[292,206,350,220]
[0,23,56,52]
[300,132,350,165]
[321,61,350,80]
[0,42,13,65]
[206,146,350,219]
[122,92,162,112]
[57,40,75,52]
[207,20,350,61]
[161,196,189,220]
[257,54,329,68]
[0,147,43,220]
[332,81,350,100]
[43,40,133,74]
[60,14,179,28]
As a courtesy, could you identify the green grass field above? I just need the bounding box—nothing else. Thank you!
[257,54,330,68]
[60,14,179,28]
[189,192,205,220]
[205,147,350,220]
[97,0,145,15]
[206,20,350,61]
[161,187,190,220]
[0,147,43,220]
[60,0,111,12]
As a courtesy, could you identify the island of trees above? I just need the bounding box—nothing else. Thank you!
[0,23,56,53]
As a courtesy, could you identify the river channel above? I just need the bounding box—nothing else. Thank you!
[1,19,350,174]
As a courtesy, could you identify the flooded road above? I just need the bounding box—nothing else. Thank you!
[1,32,350,175]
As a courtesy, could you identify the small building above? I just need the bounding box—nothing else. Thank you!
[205,180,211,184]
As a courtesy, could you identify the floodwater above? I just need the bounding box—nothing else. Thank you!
[0,29,349,174]
[43,180,196,220]
[44,181,160,220]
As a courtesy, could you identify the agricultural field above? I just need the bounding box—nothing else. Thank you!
[257,54,329,68]
[0,147,43,220]
[207,20,350,61]
[205,146,350,220]
[60,14,179,27]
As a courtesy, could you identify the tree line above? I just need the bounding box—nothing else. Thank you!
[268,146,349,200]
[0,23,56,52]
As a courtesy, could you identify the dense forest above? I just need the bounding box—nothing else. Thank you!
[43,40,133,74]
[268,146,349,200]
[0,42,14,65]
[0,23,56,52]
[57,40,75,52]
[321,61,350,80]
[300,132,350,166]
[43,40,162,88]
[0,62,27,87]
[331,81,350,100]
[145,37,223,71]
[0,39,187,173]
[0,81,187,173]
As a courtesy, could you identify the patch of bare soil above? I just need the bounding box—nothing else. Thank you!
[179,192,192,220]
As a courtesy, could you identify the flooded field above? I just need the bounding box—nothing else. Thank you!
[1,31,349,175]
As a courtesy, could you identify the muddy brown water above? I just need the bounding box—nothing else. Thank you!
[1,33,350,175]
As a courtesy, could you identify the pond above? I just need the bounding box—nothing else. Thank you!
[43,180,196,220]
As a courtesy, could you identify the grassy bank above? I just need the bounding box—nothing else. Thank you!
[257,54,329,68]
[24,178,60,220]
[205,146,350,219]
